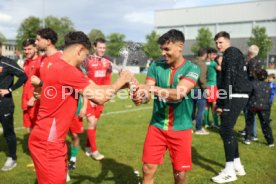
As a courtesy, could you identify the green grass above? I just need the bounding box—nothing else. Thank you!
[0,74,275,184]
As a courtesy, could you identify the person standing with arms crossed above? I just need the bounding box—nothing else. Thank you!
[132,29,200,184]
[212,31,252,183]
[0,41,27,171]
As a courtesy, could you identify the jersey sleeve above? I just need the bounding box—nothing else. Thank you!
[59,66,90,92]
[146,62,156,82]
[182,63,200,85]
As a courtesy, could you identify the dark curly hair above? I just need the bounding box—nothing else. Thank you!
[37,28,58,45]
[64,31,91,50]
[157,29,185,45]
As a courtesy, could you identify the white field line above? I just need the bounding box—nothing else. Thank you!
[0,106,153,132]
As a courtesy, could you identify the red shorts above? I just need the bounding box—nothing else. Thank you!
[86,102,104,119]
[69,116,84,134]
[142,125,192,171]
[207,86,218,103]
[23,103,39,128]
[28,133,67,184]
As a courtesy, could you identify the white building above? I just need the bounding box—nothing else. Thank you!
[1,39,18,60]
[154,0,276,61]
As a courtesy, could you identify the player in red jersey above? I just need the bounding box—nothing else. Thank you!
[31,28,62,92]
[21,39,42,133]
[28,31,132,184]
[83,38,112,160]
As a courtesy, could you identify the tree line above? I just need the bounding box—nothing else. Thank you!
[0,15,273,61]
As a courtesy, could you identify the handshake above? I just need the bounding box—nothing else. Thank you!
[118,70,151,106]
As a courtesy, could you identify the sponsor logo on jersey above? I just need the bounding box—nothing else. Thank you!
[186,72,199,80]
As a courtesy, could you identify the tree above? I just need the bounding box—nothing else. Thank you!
[88,29,105,44]
[16,16,41,49]
[142,31,161,60]
[248,26,273,60]
[191,27,214,55]
[0,32,6,43]
[16,16,75,50]
[106,33,126,63]
[44,16,75,49]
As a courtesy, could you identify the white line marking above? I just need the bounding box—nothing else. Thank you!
[0,107,153,133]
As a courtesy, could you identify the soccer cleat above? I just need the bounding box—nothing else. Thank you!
[243,139,251,145]
[85,147,92,157]
[91,151,105,161]
[251,137,258,141]
[268,144,274,148]
[238,130,246,136]
[1,157,17,171]
[235,166,246,176]
[195,128,209,135]
[68,161,76,170]
[212,170,237,183]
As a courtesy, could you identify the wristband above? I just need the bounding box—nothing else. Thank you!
[8,88,12,93]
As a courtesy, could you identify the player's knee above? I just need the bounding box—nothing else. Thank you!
[173,170,186,183]
[142,164,157,176]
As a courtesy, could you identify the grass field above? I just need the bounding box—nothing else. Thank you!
[0,74,275,184]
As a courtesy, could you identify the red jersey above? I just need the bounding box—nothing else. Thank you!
[39,51,62,81]
[31,58,90,142]
[84,55,112,85]
[21,55,43,110]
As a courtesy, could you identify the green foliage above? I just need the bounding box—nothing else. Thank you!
[87,29,105,53]
[0,32,6,43]
[248,26,273,60]
[16,16,75,50]
[44,16,75,49]
[88,29,105,45]
[142,31,161,60]
[16,16,41,50]
[106,33,126,58]
[191,27,214,55]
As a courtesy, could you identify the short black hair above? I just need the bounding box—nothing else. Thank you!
[214,31,230,41]
[37,28,58,45]
[64,31,91,50]
[207,47,217,54]
[94,38,106,47]
[197,48,208,57]
[22,38,36,47]
[157,29,185,45]
[256,69,268,81]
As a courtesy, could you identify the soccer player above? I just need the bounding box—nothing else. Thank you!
[132,29,200,184]
[21,39,42,133]
[31,28,62,91]
[212,31,251,183]
[204,47,220,129]
[83,38,112,160]
[28,31,132,184]
[0,41,27,171]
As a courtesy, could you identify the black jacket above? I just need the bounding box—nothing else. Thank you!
[217,47,252,109]
[0,56,27,100]
[248,80,271,111]
[247,57,262,80]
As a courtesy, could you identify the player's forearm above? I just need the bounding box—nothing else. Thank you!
[151,87,184,101]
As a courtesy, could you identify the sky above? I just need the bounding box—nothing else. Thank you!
[0,0,254,42]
